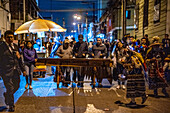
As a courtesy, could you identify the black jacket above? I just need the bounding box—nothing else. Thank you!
[0,41,25,77]
[73,41,88,58]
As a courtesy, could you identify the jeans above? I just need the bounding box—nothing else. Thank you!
[25,64,34,85]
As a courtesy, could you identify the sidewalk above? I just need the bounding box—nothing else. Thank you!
[0,75,170,113]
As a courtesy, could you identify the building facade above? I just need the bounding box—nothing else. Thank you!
[97,0,135,42]
[9,0,39,32]
[135,0,170,40]
[97,0,109,22]
[0,0,11,37]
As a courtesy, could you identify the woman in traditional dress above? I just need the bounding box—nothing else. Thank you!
[124,49,148,105]
[146,36,169,98]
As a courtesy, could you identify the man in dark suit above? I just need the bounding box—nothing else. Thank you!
[0,30,26,112]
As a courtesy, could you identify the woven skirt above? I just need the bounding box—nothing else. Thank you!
[126,74,146,98]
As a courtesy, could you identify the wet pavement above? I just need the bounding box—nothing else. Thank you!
[0,74,170,113]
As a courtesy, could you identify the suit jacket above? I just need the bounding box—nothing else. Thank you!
[0,41,25,77]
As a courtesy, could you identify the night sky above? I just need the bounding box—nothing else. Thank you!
[38,0,97,35]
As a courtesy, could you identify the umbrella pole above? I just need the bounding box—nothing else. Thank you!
[41,37,43,52]
[23,34,26,40]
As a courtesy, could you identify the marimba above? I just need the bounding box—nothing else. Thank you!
[36,58,113,88]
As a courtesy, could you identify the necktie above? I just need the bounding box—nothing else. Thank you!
[9,44,16,55]
[9,44,13,52]
[9,44,17,69]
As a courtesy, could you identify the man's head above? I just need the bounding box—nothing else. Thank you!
[129,36,134,44]
[78,34,83,43]
[117,41,123,48]
[97,38,102,45]
[165,34,169,39]
[145,34,148,39]
[4,30,14,44]
[141,37,146,44]
[64,39,69,44]
[63,39,70,48]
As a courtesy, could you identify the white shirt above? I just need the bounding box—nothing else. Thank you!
[5,41,14,53]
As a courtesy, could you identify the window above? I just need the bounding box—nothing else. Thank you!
[1,0,5,7]
[143,0,149,28]
[154,0,161,23]
[7,16,9,22]
[134,4,139,30]
[126,10,131,19]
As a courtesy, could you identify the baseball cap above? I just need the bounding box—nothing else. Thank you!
[64,39,69,43]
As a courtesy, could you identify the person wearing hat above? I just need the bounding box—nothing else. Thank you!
[73,34,88,87]
[57,38,72,58]
[56,38,73,87]
[146,36,169,98]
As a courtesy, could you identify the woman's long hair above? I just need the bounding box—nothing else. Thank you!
[25,41,34,50]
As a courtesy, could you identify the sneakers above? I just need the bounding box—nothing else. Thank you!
[29,85,33,89]
[25,84,33,89]
[122,85,126,90]
[141,95,148,104]
[116,85,121,89]
[116,85,126,89]
[25,84,28,89]
[8,105,15,112]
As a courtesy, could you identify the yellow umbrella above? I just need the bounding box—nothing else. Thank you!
[15,19,66,34]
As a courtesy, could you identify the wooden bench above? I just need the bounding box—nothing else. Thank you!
[33,66,46,78]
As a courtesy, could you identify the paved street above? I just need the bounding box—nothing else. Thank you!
[0,74,170,113]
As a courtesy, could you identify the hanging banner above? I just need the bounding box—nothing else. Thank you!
[154,1,161,23]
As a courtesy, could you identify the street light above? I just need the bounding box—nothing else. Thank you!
[77,16,81,20]
[73,22,76,25]
[73,14,81,20]
[73,14,82,35]
[73,14,78,18]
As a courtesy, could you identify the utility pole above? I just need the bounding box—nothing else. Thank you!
[86,14,88,42]
[23,0,26,23]
[122,0,126,38]
[78,24,80,35]
[23,0,26,40]
[63,18,65,39]
[93,2,96,40]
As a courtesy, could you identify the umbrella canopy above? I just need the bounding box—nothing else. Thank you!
[15,19,66,34]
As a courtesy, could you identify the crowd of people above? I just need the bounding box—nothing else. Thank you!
[48,33,170,105]
[0,30,170,111]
